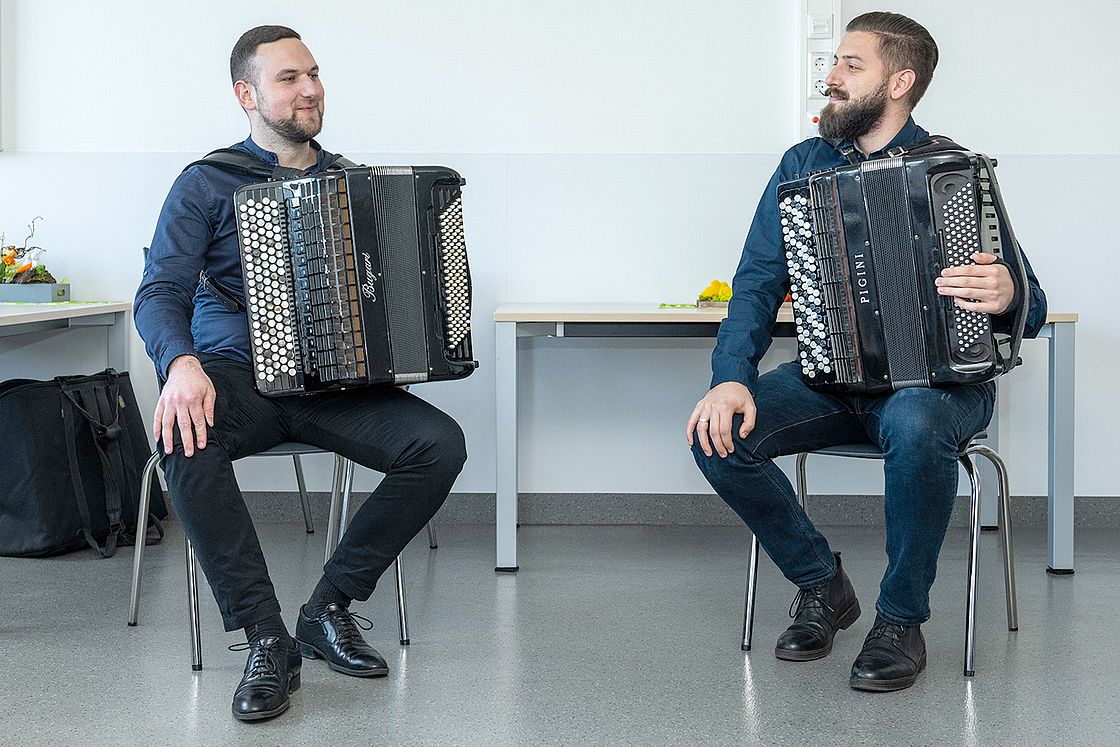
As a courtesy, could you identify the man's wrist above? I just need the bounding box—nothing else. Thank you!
[167,354,201,374]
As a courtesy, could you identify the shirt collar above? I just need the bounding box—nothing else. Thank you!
[833,115,923,162]
[241,136,328,170]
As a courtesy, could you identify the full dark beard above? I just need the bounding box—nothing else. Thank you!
[818,80,889,141]
[259,106,323,144]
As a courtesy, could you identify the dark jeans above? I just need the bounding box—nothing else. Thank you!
[160,354,467,631]
[692,361,995,625]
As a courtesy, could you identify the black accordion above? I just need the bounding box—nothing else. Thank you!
[778,146,1028,394]
[234,166,477,396]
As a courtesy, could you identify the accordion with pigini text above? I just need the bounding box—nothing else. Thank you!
[777,147,1028,394]
[234,166,477,396]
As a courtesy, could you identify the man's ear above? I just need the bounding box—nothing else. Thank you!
[234,80,257,111]
[890,69,916,102]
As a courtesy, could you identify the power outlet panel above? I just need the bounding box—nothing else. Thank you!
[798,0,843,141]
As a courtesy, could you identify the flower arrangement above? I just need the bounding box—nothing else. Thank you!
[1,217,58,284]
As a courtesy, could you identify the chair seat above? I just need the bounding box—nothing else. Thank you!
[809,430,989,461]
[255,442,330,458]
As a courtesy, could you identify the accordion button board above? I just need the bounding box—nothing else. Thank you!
[235,166,477,396]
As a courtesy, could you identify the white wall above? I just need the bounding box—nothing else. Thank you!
[0,0,1115,498]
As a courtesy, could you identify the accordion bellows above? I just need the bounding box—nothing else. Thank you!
[778,149,1024,394]
[235,166,477,395]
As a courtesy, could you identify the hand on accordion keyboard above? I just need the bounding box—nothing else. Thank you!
[935,252,1015,316]
[686,381,756,459]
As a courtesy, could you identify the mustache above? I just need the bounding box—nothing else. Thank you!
[825,87,847,100]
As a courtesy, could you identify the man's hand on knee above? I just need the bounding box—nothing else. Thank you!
[154,354,216,458]
[686,382,756,459]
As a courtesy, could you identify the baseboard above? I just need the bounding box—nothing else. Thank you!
[233,492,1120,527]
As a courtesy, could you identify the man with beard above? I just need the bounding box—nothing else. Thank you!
[134,25,467,721]
[687,12,1045,692]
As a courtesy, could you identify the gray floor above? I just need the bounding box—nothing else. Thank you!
[1,522,1117,745]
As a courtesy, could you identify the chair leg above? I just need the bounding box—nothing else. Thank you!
[324,455,345,565]
[741,534,761,651]
[795,452,809,511]
[395,555,410,646]
[293,454,315,534]
[961,454,982,677]
[128,451,161,626]
[186,537,203,671]
[338,458,355,537]
[970,445,1019,632]
[426,521,438,549]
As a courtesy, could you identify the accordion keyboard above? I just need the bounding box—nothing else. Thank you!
[236,177,366,395]
[780,189,857,385]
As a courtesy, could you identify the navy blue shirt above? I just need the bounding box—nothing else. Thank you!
[135,137,335,379]
[711,117,1047,390]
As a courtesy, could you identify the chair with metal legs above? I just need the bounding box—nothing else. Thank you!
[128,443,437,670]
[739,433,1018,677]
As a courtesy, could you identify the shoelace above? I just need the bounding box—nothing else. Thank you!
[788,587,834,619]
[324,607,374,647]
[866,619,906,643]
[228,637,288,681]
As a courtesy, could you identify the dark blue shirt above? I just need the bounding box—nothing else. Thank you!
[711,117,1048,390]
[135,137,335,379]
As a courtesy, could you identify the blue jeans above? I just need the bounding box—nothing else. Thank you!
[160,354,467,631]
[693,361,995,625]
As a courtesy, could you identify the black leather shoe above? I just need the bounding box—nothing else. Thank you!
[296,603,389,677]
[775,552,861,661]
[230,636,301,722]
[849,616,927,692]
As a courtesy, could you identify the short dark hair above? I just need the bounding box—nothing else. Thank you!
[230,25,301,85]
[845,12,938,109]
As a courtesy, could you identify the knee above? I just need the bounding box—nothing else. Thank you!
[414,417,468,478]
[878,390,959,457]
[690,430,762,481]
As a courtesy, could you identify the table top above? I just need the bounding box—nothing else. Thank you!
[493,303,1078,325]
[0,301,132,327]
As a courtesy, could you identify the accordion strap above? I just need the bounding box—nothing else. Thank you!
[187,149,360,315]
[184,148,357,180]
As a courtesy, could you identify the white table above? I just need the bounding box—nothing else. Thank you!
[494,303,1078,574]
[0,302,132,372]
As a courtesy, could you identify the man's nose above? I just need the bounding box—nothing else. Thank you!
[824,66,841,90]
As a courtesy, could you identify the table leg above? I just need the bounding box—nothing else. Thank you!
[1046,323,1075,574]
[106,309,132,372]
[495,321,519,572]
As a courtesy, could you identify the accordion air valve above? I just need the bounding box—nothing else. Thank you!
[778,148,1029,394]
[235,165,477,395]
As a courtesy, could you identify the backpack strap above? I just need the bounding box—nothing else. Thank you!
[59,379,122,558]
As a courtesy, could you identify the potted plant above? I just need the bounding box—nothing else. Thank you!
[0,217,70,302]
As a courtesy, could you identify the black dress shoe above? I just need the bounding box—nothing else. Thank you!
[775,551,861,661]
[296,603,389,677]
[849,616,927,692]
[230,636,302,722]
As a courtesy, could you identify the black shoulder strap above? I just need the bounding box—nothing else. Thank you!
[884,135,963,158]
[184,148,356,181]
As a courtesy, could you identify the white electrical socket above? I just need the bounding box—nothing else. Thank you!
[810,52,831,74]
[812,78,829,97]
